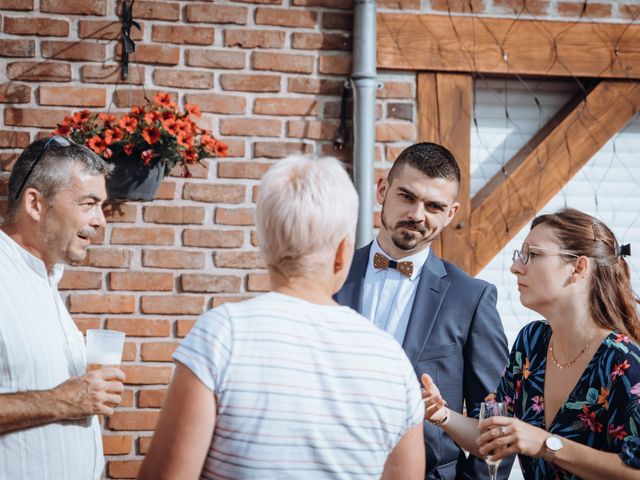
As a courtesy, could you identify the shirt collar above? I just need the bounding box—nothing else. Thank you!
[0,228,64,284]
[368,237,430,281]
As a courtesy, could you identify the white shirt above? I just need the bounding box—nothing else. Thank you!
[362,238,430,345]
[0,229,103,480]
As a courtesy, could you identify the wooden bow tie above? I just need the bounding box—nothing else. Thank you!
[373,252,413,278]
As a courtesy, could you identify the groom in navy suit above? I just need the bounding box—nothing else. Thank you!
[336,143,511,480]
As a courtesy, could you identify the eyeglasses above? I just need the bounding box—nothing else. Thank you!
[512,243,580,265]
[13,135,72,200]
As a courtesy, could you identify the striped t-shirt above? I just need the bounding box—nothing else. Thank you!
[173,291,423,479]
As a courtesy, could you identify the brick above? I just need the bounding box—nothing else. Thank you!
[152,69,214,90]
[73,316,101,333]
[224,29,285,49]
[132,0,179,21]
[141,295,205,315]
[113,88,172,108]
[103,203,137,223]
[214,251,263,269]
[152,25,214,46]
[0,130,29,148]
[255,7,316,28]
[81,64,145,85]
[138,436,153,454]
[141,342,179,362]
[387,102,413,121]
[254,97,317,116]
[182,229,244,248]
[186,49,245,70]
[138,389,166,408]
[220,74,280,92]
[122,344,136,362]
[292,32,350,50]
[109,411,159,431]
[183,93,246,114]
[292,0,351,7]
[170,160,208,179]
[430,0,484,12]
[387,144,410,162]
[115,44,179,65]
[247,273,270,292]
[186,4,247,24]
[176,319,196,337]
[0,40,34,57]
[254,141,313,158]
[253,51,314,74]
[1,153,20,172]
[155,181,176,200]
[68,294,135,314]
[39,86,106,107]
[183,183,245,203]
[121,366,172,385]
[211,296,249,307]
[4,108,69,128]
[181,274,242,293]
[215,207,254,226]
[78,20,143,40]
[377,0,420,7]
[108,460,142,479]
[377,81,413,99]
[557,2,610,17]
[620,5,640,19]
[322,12,352,30]
[7,61,71,82]
[102,435,132,455]
[58,270,102,290]
[288,77,343,95]
[81,248,133,268]
[0,0,33,10]
[4,17,68,36]
[218,161,270,179]
[41,0,106,15]
[106,318,171,337]
[220,118,281,137]
[493,0,548,15]
[143,206,205,225]
[142,249,204,270]
[0,83,31,103]
[287,120,339,140]
[235,0,281,4]
[223,139,245,157]
[319,55,351,75]
[41,41,105,62]
[110,272,174,291]
[111,227,175,245]
[376,122,416,142]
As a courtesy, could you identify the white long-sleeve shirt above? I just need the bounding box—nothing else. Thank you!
[0,229,103,480]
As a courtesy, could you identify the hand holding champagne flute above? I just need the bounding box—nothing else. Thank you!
[479,401,507,480]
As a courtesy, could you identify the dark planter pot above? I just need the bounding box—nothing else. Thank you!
[106,157,164,201]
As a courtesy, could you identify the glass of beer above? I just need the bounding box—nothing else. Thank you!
[85,329,125,371]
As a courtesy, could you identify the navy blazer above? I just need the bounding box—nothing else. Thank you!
[336,244,512,480]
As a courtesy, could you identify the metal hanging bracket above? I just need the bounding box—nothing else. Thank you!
[120,0,141,81]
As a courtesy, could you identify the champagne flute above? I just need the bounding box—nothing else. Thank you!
[479,401,507,480]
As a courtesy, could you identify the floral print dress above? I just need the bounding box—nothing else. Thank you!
[484,321,640,479]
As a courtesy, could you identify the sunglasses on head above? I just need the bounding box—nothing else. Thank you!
[14,135,72,200]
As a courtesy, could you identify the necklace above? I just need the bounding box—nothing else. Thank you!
[549,333,597,369]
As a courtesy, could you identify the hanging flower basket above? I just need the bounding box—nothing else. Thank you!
[53,92,228,201]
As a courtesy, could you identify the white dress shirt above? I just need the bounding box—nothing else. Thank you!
[0,229,103,480]
[362,238,430,345]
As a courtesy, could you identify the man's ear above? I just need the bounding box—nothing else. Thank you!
[334,236,353,274]
[22,188,46,223]
[443,201,460,227]
[376,176,388,205]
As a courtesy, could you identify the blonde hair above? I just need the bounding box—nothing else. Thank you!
[255,155,359,278]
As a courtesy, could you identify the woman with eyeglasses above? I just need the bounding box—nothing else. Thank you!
[422,208,640,479]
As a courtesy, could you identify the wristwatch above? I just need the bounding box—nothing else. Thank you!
[543,435,564,463]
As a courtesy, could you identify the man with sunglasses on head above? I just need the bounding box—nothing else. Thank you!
[0,137,125,480]
[336,142,511,480]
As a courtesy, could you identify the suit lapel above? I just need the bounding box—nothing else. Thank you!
[402,250,451,364]
[335,243,371,313]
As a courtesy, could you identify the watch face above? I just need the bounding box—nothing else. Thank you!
[546,436,563,451]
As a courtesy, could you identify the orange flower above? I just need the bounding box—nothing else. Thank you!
[142,126,161,145]
[176,131,192,147]
[162,118,180,136]
[141,149,156,166]
[87,135,107,154]
[104,128,123,145]
[130,106,145,116]
[181,148,198,163]
[154,92,173,108]
[185,103,201,118]
[54,123,71,136]
[123,143,135,155]
[73,109,91,125]
[98,113,116,125]
[119,115,138,133]
[144,111,158,125]
[200,134,217,151]
[214,141,228,158]
[160,110,175,122]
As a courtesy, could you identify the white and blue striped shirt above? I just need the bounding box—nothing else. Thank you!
[174,291,423,479]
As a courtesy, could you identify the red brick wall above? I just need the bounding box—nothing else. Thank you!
[0,1,417,477]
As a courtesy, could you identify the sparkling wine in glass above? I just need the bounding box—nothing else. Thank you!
[479,401,507,480]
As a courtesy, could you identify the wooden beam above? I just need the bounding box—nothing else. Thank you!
[468,80,640,275]
[417,72,473,271]
[378,13,640,79]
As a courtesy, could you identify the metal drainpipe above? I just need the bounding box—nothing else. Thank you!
[351,0,377,247]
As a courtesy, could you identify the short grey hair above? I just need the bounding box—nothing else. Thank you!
[7,137,113,219]
[255,154,359,277]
